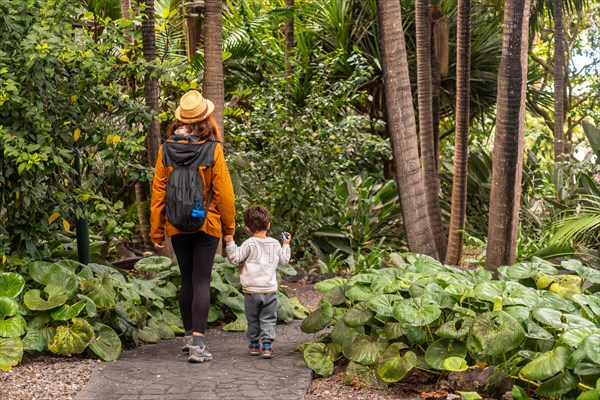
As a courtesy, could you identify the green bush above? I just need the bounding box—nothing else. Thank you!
[299,254,600,398]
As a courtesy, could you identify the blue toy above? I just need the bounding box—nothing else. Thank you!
[280,231,290,242]
[191,202,205,219]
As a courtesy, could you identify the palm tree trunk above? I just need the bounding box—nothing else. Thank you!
[486,0,531,271]
[376,0,438,258]
[430,3,448,174]
[203,0,225,141]
[285,0,295,79]
[120,0,131,19]
[416,0,446,260]
[141,0,161,165]
[553,0,565,161]
[445,0,471,266]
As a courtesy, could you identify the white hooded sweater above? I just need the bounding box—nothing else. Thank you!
[225,237,291,293]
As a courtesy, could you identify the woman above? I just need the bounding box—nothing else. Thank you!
[150,90,235,363]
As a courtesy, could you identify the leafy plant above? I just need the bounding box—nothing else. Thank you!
[299,253,600,398]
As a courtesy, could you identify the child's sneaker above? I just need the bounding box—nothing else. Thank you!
[182,335,193,353]
[262,344,274,359]
[188,344,212,363]
[248,343,260,356]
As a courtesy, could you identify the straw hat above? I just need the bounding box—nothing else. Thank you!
[174,90,215,123]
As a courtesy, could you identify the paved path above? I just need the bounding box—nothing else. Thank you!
[76,320,315,400]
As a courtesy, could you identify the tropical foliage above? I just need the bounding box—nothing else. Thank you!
[0,253,305,370]
[300,253,600,398]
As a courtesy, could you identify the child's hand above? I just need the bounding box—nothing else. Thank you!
[224,235,234,243]
[280,231,291,245]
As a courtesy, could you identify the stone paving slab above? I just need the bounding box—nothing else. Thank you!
[76,320,316,400]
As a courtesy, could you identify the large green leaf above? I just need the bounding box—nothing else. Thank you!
[48,318,94,355]
[532,308,596,330]
[134,256,173,271]
[23,287,68,311]
[0,273,25,298]
[217,291,245,312]
[77,294,97,317]
[559,328,600,347]
[137,326,161,343]
[371,275,402,294]
[393,298,441,327]
[276,295,294,323]
[502,260,558,280]
[300,301,334,333]
[520,346,570,381]
[0,337,23,370]
[289,296,310,319]
[443,357,469,372]
[323,284,350,305]
[148,318,176,339]
[383,322,404,340]
[153,282,178,298]
[474,281,537,307]
[537,291,576,312]
[343,361,387,388]
[535,371,578,397]
[420,283,456,309]
[277,263,297,276]
[28,261,78,295]
[581,334,600,364]
[222,312,248,332]
[367,294,402,317]
[303,342,334,377]
[343,302,374,327]
[522,320,553,341]
[0,296,18,317]
[80,277,117,308]
[582,120,600,158]
[50,301,86,321]
[377,351,417,383]
[467,311,525,356]
[89,323,122,361]
[347,335,388,366]
[331,319,364,349]
[22,314,55,352]
[0,314,26,338]
[435,318,473,339]
[314,278,350,292]
[345,284,375,302]
[425,339,467,370]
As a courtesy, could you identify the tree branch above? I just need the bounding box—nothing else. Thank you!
[529,53,554,74]
[530,101,554,132]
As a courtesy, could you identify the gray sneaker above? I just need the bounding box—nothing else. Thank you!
[188,345,212,363]
[182,336,193,353]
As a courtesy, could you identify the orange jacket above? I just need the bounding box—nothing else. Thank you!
[150,140,235,243]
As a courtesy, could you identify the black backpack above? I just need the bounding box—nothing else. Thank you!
[162,135,218,232]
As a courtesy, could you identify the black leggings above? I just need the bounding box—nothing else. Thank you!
[171,231,220,334]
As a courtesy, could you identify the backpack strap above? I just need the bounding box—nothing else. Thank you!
[162,140,218,212]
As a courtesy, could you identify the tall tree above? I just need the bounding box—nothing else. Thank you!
[141,0,161,165]
[376,0,438,258]
[203,0,225,139]
[284,0,295,79]
[553,0,565,160]
[416,0,446,260]
[486,0,532,270]
[445,0,472,266]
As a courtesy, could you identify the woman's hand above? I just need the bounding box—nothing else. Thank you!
[153,242,165,249]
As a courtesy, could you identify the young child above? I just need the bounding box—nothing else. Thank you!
[223,205,291,359]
